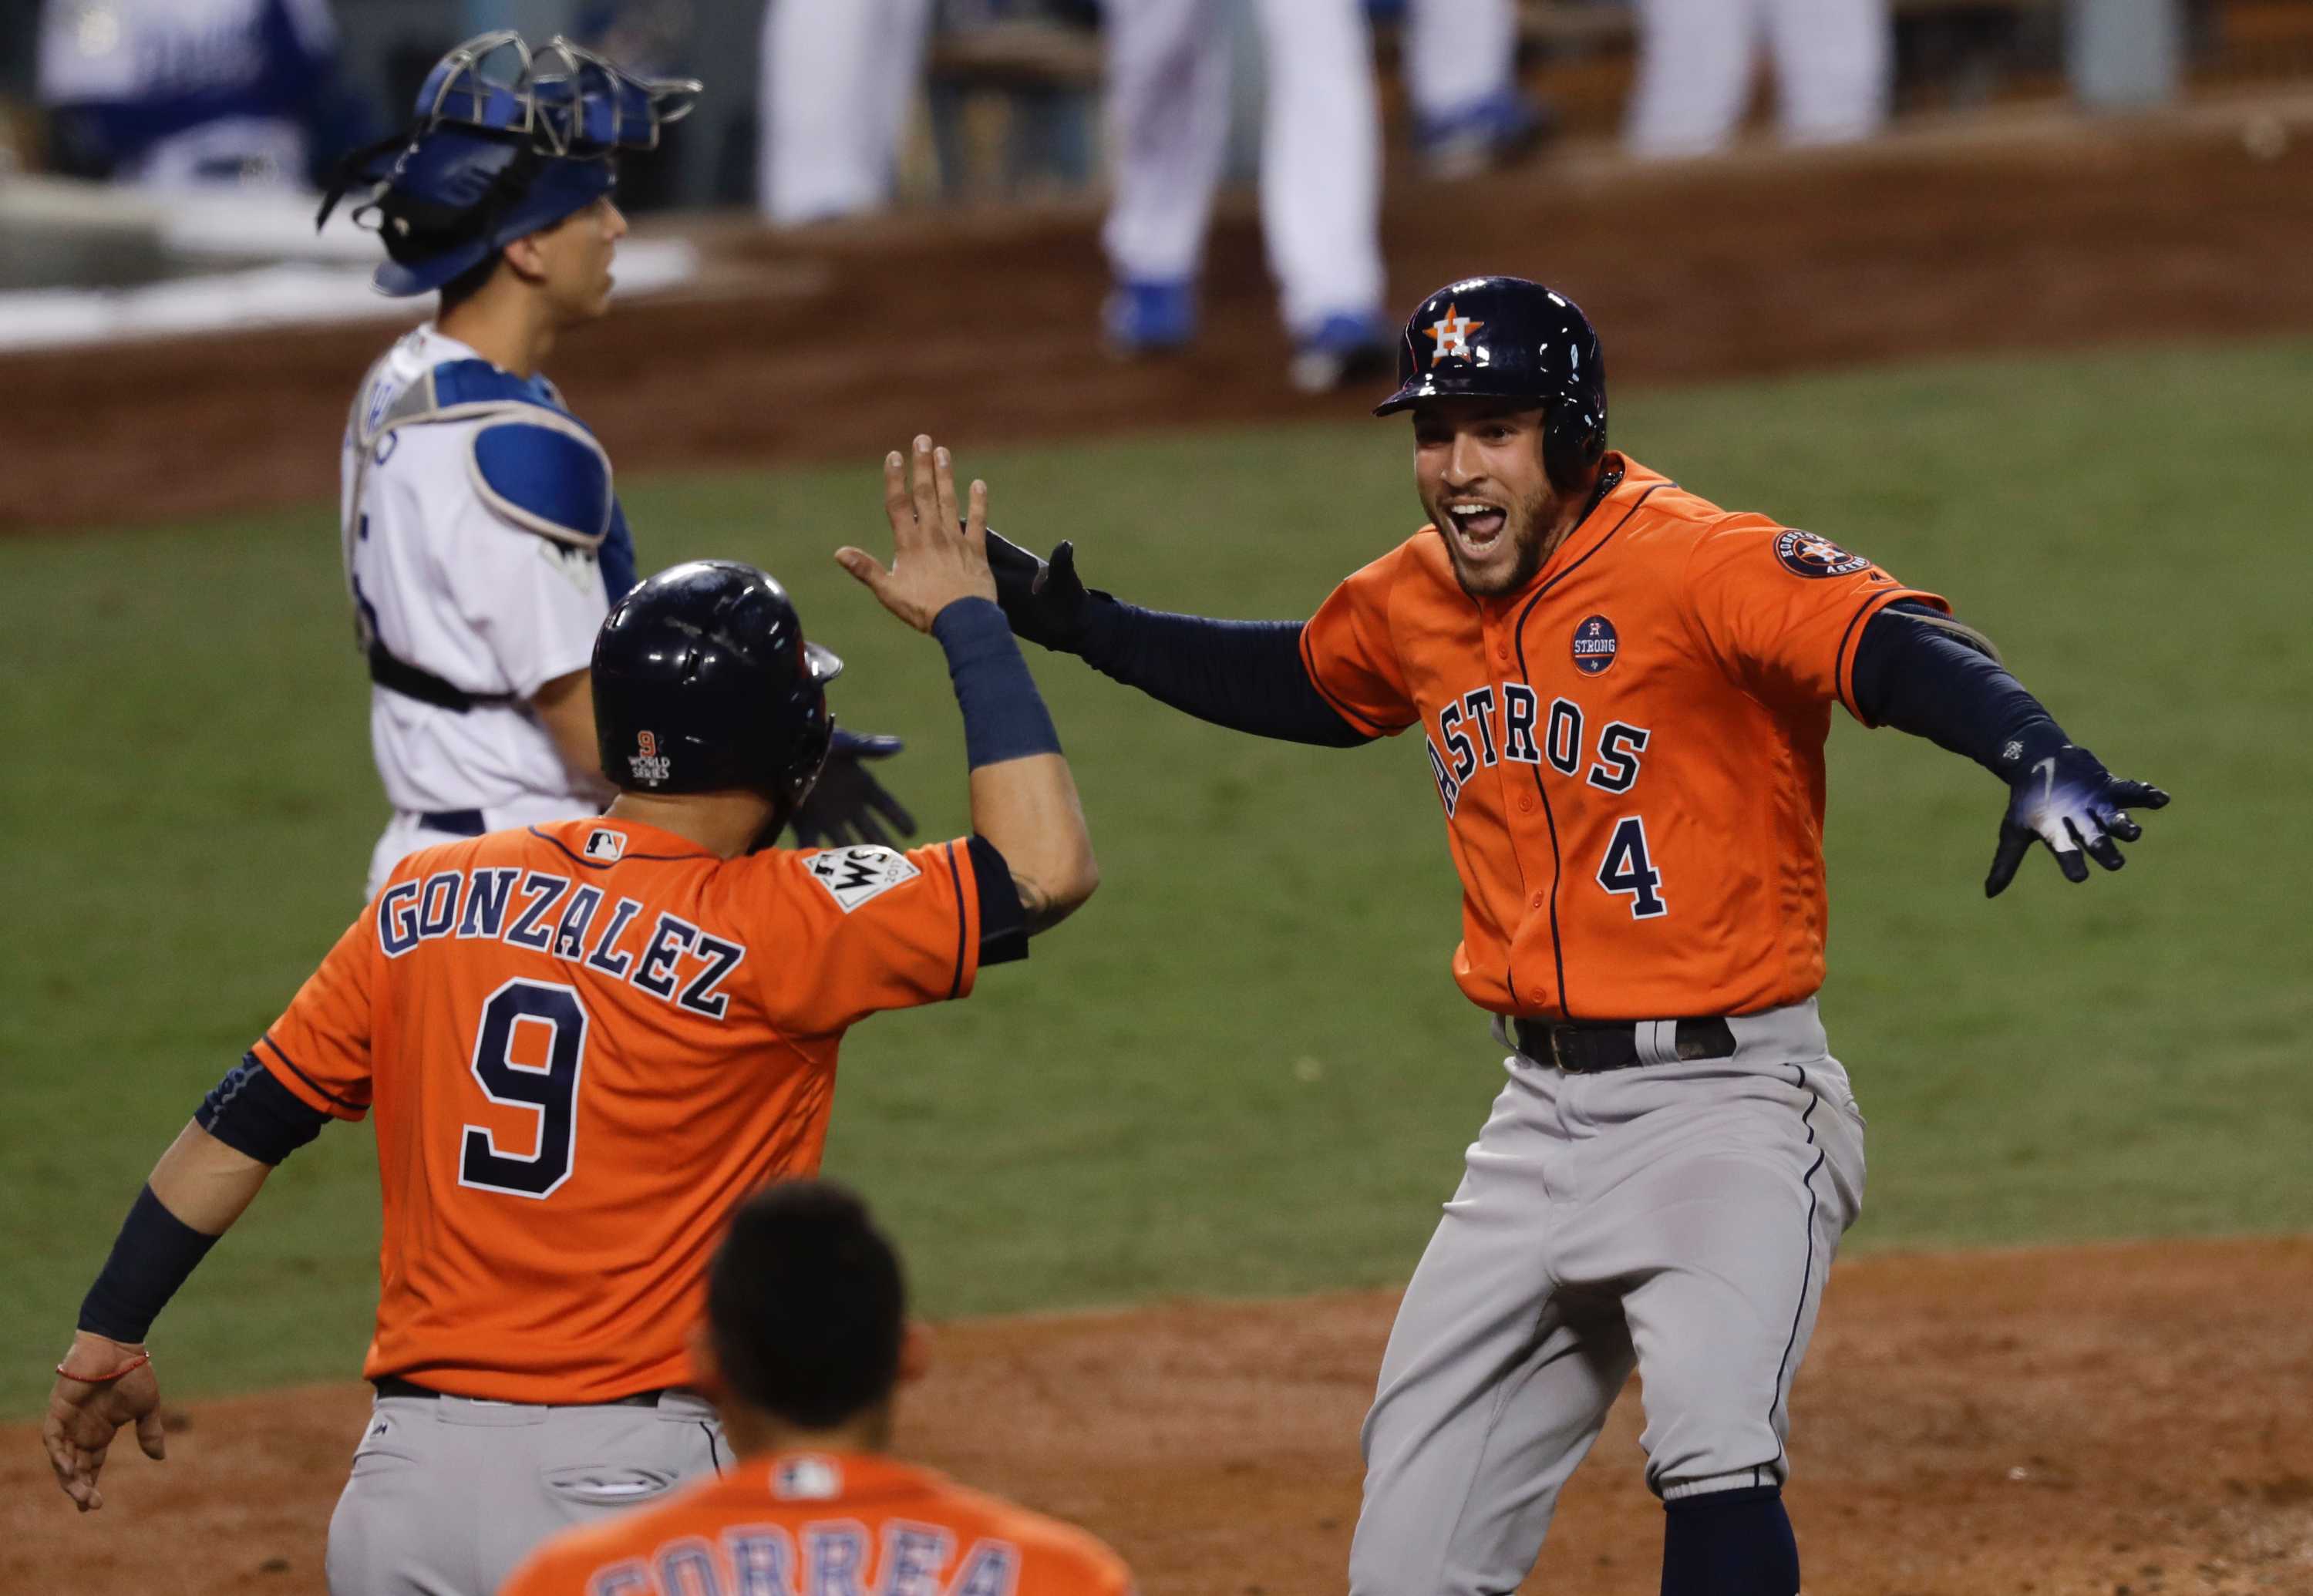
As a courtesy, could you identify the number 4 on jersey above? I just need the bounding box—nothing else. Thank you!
[1598,817,1667,919]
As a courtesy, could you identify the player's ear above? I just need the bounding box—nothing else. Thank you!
[897,1321,932,1387]
[685,1322,727,1398]
[500,232,550,285]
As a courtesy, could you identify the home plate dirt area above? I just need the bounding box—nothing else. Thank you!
[7,1237,2310,1595]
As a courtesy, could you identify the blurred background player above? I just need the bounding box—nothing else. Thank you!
[36,0,372,190]
[756,0,933,224]
[41,445,1099,1593]
[501,1179,1136,1596]
[1099,0,1391,392]
[1385,0,1550,178]
[1627,0,1891,158]
[325,32,914,899]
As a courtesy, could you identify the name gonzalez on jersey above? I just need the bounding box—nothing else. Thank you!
[375,847,746,1022]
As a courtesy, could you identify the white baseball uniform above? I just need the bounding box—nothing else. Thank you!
[37,0,341,190]
[341,325,619,898]
[1627,0,1890,158]
[1100,0,1385,335]
[756,0,936,224]
[1402,0,1520,127]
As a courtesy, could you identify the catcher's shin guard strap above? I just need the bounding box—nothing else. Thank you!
[933,598,1062,768]
[78,1186,221,1345]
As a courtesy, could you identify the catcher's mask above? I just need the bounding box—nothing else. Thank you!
[317,32,700,298]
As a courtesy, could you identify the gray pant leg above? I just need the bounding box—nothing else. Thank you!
[327,1394,726,1596]
[1349,1067,1634,1596]
[1563,1047,1867,1500]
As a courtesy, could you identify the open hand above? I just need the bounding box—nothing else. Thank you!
[42,1333,165,1512]
[1985,742,2169,897]
[836,436,995,632]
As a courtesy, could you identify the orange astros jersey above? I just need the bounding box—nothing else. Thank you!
[1299,455,1945,1022]
[499,1450,1135,1596]
[254,819,998,1403]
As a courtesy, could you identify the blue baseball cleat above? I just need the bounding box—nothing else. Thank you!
[1103,278,1199,356]
[1417,89,1553,181]
[1288,311,1396,395]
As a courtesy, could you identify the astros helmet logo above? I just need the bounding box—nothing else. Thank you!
[1424,303,1486,365]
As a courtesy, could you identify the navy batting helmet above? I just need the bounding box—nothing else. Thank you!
[1374,277,1608,489]
[592,562,840,822]
[317,32,698,298]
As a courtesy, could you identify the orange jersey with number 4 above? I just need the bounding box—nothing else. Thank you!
[1299,455,1945,1022]
[254,819,992,1403]
[500,1451,1133,1596]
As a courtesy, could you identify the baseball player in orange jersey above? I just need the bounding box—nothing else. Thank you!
[982,277,2167,1594]
[41,439,1097,1596]
[500,1179,1134,1596]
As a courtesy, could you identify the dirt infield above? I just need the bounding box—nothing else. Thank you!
[7,1237,2309,1594]
[6,104,2313,534]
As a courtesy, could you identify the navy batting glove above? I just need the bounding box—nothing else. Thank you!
[984,530,1099,655]
[1985,736,2169,897]
[788,729,917,850]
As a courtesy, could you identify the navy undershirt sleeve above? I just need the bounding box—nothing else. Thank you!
[196,1054,330,1167]
[1074,601,1374,748]
[966,834,1029,966]
[1850,601,2067,775]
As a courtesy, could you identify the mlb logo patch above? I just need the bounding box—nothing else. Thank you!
[583,827,627,863]
[774,1454,841,1500]
[806,845,921,912]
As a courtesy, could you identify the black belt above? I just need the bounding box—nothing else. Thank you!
[1511,1016,1737,1073]
[372,1375,672,1408]
[367,639,517,715]
[416,809,487,837]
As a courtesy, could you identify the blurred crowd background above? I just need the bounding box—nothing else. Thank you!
[5,0,2288,208]
[6,0,2304,380]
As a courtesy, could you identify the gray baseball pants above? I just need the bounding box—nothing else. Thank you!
[1348,998,1867,1595]
[325,1388,727,1596]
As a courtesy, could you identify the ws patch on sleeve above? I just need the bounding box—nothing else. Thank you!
[806,846,921,911]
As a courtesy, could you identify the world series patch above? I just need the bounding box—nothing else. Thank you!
[1571,614,1619,675]
[1775,529,1874,578]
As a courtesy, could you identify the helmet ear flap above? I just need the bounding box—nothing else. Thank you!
[1542,402,1605,494]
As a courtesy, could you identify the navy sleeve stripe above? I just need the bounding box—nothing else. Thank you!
[942,842,968,1000]
[258,1032,370,1113]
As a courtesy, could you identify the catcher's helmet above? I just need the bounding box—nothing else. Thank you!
[317,32,699,298]
[1374,277,1608,490]
[592,561,840,821]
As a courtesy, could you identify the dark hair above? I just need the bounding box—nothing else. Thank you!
[705,1180,907,1428]
[435,251,503,315]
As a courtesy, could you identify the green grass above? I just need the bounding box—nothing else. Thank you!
[3,338,2307,1418]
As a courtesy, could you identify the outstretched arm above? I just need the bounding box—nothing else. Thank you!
[1851,601,2167,897]
[45,1059,328,1510]
[986,534,1374,749]
[838,438,1098,934]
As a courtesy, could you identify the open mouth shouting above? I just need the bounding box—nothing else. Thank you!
[1444,499,1510,560]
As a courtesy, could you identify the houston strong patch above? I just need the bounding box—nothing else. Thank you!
[806,845,920,912]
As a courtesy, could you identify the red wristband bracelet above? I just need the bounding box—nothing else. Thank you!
[56,1351,151,1384]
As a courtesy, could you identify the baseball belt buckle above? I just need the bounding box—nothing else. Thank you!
[1545,1025,1576,1073]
